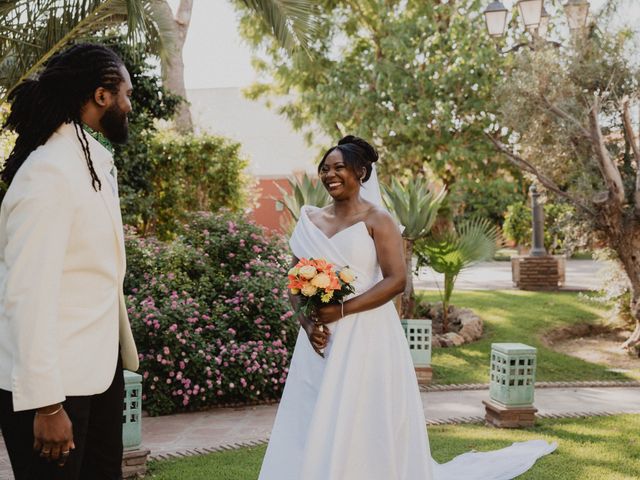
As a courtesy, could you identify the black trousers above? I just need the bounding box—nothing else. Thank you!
[0,356,124,480]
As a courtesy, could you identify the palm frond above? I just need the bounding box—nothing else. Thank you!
[456,218,502,266]
[239,0,320,52]
[0,0,175,102]
[418,217,502,277]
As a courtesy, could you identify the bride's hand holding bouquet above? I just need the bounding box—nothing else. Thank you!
[288,258,356,356]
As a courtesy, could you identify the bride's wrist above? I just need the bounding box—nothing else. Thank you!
[342,300,354,317]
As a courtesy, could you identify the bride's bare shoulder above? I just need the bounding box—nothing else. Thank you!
[366,206,400,233]
[305,204,331,222]
[366,205,394,222]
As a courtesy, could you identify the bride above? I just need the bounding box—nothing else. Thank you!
[258,136,556,480]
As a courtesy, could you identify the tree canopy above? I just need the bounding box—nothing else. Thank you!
[238,0,523,211]
[489,15,640,350]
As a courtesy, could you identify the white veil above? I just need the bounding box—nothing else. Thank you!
[360,164,385,208]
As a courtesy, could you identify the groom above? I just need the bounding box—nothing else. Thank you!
[0,44,138,479]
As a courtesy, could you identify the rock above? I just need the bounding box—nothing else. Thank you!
[442,332,465,347]
[414,301,484,347]
[458,311,483,342]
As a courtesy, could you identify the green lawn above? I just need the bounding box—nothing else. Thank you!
[145,415,640,479]
[419,290,638,385]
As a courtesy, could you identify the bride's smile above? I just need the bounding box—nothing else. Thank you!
[319,150,362,199]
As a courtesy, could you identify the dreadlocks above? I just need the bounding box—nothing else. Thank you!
[2,43,125,192]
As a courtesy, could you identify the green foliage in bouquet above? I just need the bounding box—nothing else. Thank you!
[287,259,356,319]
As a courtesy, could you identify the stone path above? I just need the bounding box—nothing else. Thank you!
[139,384,640,460]
[1,384,638,476]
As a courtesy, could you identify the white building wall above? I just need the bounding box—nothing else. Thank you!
[187,87,329,178]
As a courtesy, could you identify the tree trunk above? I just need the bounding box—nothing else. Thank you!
[159,0,194,133]
[614,220,640,354]
[401,238,415,319]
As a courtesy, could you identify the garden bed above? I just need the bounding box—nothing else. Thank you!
[417,290,636,385]
[416,301,484,347]
[542,323,640,377]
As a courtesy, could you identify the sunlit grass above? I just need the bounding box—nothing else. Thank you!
[145,415,640,480]
[418,290,637,385]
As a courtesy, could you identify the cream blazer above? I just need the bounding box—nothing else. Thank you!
[0,122,138,412]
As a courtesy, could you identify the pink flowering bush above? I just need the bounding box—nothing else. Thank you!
[125,212,297,415]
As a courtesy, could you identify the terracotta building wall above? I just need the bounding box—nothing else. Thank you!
[249,177,293,233]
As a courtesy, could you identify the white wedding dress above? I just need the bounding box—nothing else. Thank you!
[258,205,556,480]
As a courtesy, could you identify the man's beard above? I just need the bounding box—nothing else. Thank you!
[100,102,129,145]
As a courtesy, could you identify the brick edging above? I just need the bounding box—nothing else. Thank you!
[421,380,640,392]
[426,409,640,426]
[148,439,269,462]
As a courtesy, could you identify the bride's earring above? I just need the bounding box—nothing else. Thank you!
[360,176,365,185]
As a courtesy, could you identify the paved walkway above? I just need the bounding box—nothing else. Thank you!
[139,385,640,459]
[1,384,638,475]
[415,259,608,291]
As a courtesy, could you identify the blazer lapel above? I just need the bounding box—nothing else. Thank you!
[56,123,127,281]
[96,169,126,281]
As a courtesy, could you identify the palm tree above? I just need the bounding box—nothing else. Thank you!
[382,177,446,319]
[0,0,318,110]
[416,218,501,333]
[0,0,176,102]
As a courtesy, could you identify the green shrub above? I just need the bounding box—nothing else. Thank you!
[125,211,297,415]
[106,35,182,233]
[451,176,525,227]
[503,201,531,248]
[126,132,249,239]
[503,200,576,254]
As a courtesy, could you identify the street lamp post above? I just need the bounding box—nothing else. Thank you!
[517,0,544,28]
[564,0,590,30]
[529,185,546,257]
[483,1,590,38]
[484,1,509,37]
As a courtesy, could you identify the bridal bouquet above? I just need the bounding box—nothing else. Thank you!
[287,258,356,318]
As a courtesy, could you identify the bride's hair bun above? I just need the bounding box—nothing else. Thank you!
[318,135,379,183]
[337,135,378,164]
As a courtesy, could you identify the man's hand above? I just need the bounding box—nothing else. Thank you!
[33,404,74,467]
